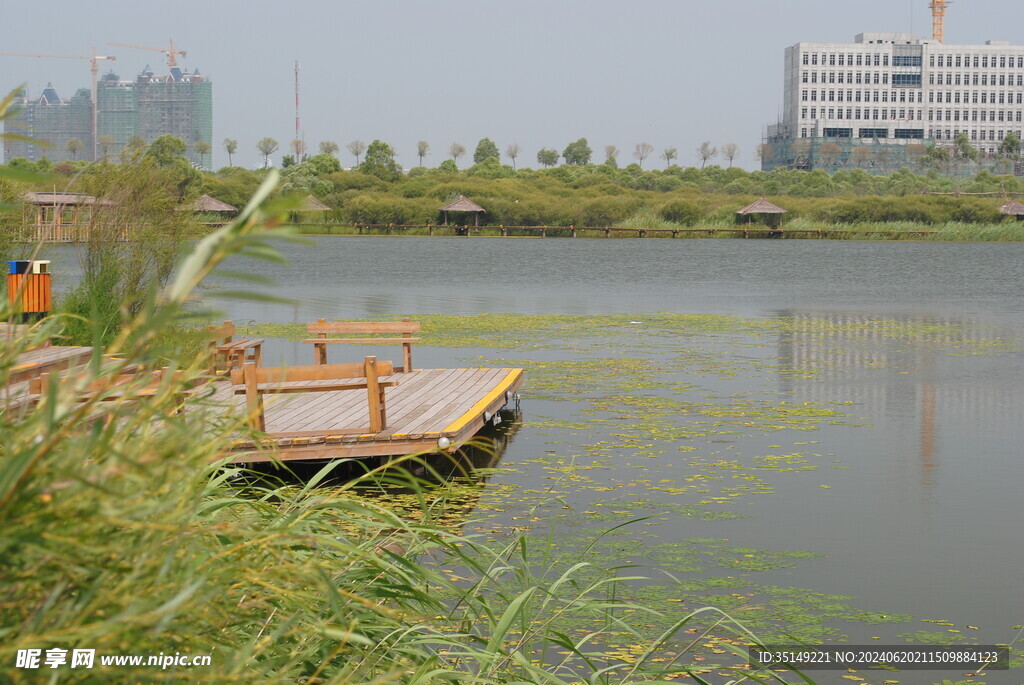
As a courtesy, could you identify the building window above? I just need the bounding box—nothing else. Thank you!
[801,128,808,138]
[1018,75,1023,86]
[802,90,808,101]
[811,108,817,118]
[981,111,987,121]
[830,72,836,83]
[973,56,979,67]
[1000,56,1006,68]
[882,91,889,102]
[982,56,988,67]
[873,90,880,102]
[1017,112,1022,121]
[873,72,880,84]
[946,55,952,67]
[802,53,809,65]
[838,90,845,101]
[1000,75,1006,86]
[955,74,961,85]
[973,92,978,103]
[972,74,979,85]
[946,73,952,85]
[955,56,962,67]
[830,53,836,65]
[946,92,952,103]
[971,130,978,139]
[828,108,835,118]
[999,93,1006,104]
[883,55,890,66]
[838,72,845,84]
[929,73,935,85]
[812,54,818,65]
[929,92,935,103]
[812,72,818,83]
[873,54,880,66]
[838,54,845,66]
[954,92,961,103]
[929,55,935,67]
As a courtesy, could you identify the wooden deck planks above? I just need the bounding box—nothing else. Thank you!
[220,367,522,461]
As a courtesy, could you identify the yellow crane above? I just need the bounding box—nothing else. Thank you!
[106,39,186,70]
[0,47,116,160]
[930,0,950,44]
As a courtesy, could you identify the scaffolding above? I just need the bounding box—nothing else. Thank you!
[761,137,1022,177]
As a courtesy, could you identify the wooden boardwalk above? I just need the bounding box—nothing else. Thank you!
[216,367,523,463]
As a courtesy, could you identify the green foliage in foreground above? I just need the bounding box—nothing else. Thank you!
[1,173,812,683]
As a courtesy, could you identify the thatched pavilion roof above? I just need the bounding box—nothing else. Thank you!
[23,192,114,207]
[737,197,788,215]
[192,194,237,213]
[298,195,331,212]
[998,200,1024,216]
[439,195,485,213]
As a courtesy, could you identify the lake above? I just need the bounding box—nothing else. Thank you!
[44,236,1024,680]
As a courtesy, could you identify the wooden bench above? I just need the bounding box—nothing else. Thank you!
[230,356,396,433]
[29,367,196,418]
[304,318,420,372]
[207,321,263,372]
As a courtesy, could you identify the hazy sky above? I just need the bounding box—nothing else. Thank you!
[3,0,1023,170]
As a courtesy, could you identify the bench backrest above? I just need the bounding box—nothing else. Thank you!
[307,319,420,337]
[229,359,394,385]
[207,320,236,346]
[231,357,392,432]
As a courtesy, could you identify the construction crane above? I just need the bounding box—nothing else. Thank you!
[106,39,186,70]
[0,47,116,161]
[930,0,950,44]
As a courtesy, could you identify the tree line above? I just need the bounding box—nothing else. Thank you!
[229,136,744,171]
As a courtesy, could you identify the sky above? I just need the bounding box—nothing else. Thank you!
[3,0,1023,171]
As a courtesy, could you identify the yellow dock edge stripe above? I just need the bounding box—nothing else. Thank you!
[442,369,523,434]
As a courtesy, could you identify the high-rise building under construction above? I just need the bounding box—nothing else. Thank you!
[3,85,94,164]
[3,64,212,168]
[763,33,1024,173]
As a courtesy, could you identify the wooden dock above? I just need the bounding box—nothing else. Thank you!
[216,367,523,463]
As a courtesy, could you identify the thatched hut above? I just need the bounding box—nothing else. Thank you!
[737,197,788,228]
[439,195,485,226]
[192,194,237,214]
[299,195,331,212]
[999,200,1024,221]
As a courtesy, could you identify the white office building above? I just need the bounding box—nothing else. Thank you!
[764,33,1024,172]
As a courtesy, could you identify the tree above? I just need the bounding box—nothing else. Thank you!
[291,139,307,162]
[98,135,115,158]
[722,143,740,168]
[817,143,842,168]
[473,138,500,164]
[256,137,279,168]
[562,138,592,165]
[953,132,978,163]
[537,147,559,168]
[449,142,466,166]
[147,134,188,166]
[633,142,653,168]
[604,145,619,167]
[417,140,430,166]
[66,137,84,160]
[696,141,718,169]
[660,146,677,168]
[319,140,339,157]
[194,140,212,169]
[755,143,773,165]
[347,140,366,166]
[998,132,1021,159]
[505,143,520,170]
[223,138,238,166]
[359,139,402,181]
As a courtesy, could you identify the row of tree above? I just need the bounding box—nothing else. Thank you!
[230,136,744,171]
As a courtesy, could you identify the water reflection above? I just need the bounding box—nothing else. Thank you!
[774,309,1022,503]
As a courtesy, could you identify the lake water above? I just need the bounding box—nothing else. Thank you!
[44,236,1024,679]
